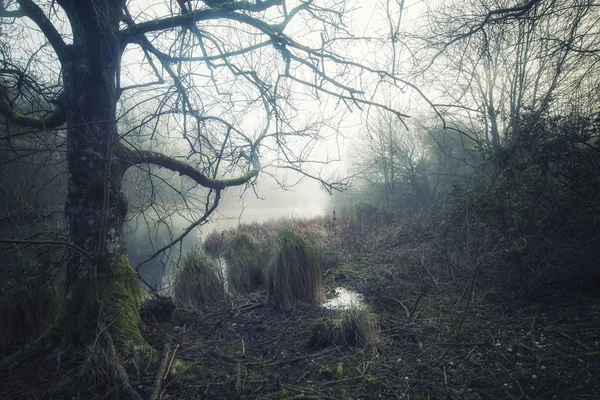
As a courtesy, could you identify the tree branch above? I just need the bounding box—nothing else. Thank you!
[0,3,25,18]
[136,189,223,272]
[121,7,281,43]
[0,85,65,129]
[127,149,260,190]
[15,0,67,63]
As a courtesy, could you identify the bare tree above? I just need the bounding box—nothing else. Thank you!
[0,0,414,388]
[412,0,600,147]
[353,112,463,210]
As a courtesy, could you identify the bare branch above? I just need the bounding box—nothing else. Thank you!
[15,0,67,63]
[0,85,65,129]
[127,149,260,191]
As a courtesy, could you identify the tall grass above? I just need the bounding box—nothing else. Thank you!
[266,229,323,308]
[203,230,226,258]
[173,250,224,311]
[0,281,60,348]
[224,232,266,293]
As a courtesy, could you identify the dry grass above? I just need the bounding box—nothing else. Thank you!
[0,281,60,349]
[266,228,323,308]
[173,250,224,311]
[224,232,267,293]
[214,217,333,255]
[339,305,379,347]
[203,230,226,258]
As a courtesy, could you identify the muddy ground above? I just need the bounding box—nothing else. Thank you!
[2,247,599,399]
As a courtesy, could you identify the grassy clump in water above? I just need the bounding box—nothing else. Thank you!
[339,305,379,347]
[266,228,323,308]
[174,250,224,311]
[224,232,267,292]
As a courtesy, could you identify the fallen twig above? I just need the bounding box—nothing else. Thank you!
[247,348,336,366]
[151,343,171,400]
[558,332,593,351]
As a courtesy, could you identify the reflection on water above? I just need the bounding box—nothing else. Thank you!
[323,287,365,310]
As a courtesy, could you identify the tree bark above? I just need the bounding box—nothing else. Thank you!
[59,1,146,351]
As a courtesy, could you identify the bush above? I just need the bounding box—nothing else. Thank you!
[266,229,323,308]
[174,250,224,311]
[224,232,267,293]
[339,305,379,347]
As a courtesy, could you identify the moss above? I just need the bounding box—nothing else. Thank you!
[336,362,344,378]
[97,257,147,351]
[364,374,377,384]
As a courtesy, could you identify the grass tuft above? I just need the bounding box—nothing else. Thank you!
[266,228,323,308]
[224,232,267,293]
[339,305,379,347]
[174,250,224,311]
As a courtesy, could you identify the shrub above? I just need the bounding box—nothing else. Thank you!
[266,229,323,308]
[173,250,224,311]
[339,305,379,347]
[224,232,266,293]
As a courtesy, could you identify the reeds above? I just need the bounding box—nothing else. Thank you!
[224,232,266,292]
[173,250,224,311]
[266,229,323,308]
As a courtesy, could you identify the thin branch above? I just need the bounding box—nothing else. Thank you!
[0,238,93,261]
[15,0,67,63]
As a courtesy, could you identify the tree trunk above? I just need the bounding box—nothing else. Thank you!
[59,1,146,351]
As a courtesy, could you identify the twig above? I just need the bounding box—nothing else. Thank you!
[441,342,487,347]
[165,344,179,378]
[235,361,242,389]
[410,287,428,319]
[0,238,93,261]
[558,332,593,351]
[247,348,336,366]
[208,351,239,364]
[317,376,362,387]
[528,306,539,335]
[151,343,171,400]
[382,296,410,318]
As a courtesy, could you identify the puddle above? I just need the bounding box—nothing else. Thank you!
[323,287,365,310]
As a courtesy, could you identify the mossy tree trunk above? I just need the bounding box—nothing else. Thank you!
[59,1,146,350]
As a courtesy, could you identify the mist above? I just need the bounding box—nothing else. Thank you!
[125,170,330,292]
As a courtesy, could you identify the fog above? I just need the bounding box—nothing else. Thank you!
[126,171,330,291]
